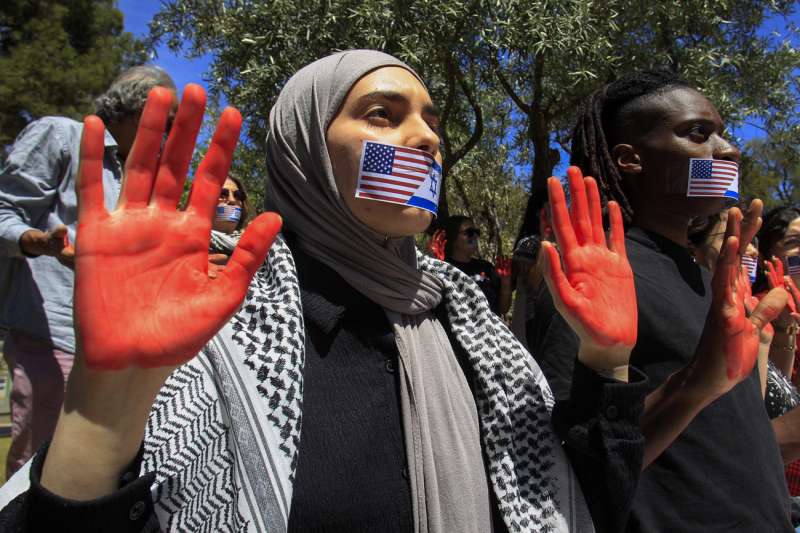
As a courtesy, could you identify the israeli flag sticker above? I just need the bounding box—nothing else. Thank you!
[356,140,442,216]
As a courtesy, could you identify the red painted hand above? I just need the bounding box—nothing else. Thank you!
[542,166,636,376]
[427,229,446,260]
[692,208,787,395]
[495,256,512,278]
[766,257,798,322]
[74,85,282,370]
[766,257,784,287]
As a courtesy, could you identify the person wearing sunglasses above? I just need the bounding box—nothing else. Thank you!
[437,215,512,316]
[209,175,250,260]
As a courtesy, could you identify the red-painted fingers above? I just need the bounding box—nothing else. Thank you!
[566,166,593,247]
[541,241,577,311]
[713,236,740,308]
[548,176,577,255]
[152,84,206,209]
[118,87,175,209]
[723,207,743,249]
[495,256,512,277]
[77,116,109,221]
[766,258,784,289]
[750,287,790,331]
[786,277,800,310]
[187,107,242,220]
[608,201,626,258]
[221,213,282,296]
[739,199,763,257]
[584,176,605,247]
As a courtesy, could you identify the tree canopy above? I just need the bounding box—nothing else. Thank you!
[0,0,146,147]
[149,0,800,256]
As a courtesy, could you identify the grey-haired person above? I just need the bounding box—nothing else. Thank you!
[0,65,176,478]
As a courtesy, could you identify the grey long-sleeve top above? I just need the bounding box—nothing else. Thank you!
[0,116,123,352]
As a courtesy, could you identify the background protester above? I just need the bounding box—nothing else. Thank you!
[209,174,251,257]
[434,215,512,316]
[692,205,800,513]
[0,51,650,533]
[757,206,800,380]
[0,65,176,478]
[531,70,793,531]
[509,234,541,349]
[757,206,800,497]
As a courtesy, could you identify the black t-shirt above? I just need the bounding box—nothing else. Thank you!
[526,284,578,401]
[447,258,502,314]
[529,226,792,532]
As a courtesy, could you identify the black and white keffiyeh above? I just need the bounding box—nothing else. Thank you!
[0,235,593,532]
[134,236,592,532]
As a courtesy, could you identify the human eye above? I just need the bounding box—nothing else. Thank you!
[365,106,392,126]
[686,123,712,142]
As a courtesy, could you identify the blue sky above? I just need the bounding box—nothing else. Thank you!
[120,1,798,179]
[119,0,213,96]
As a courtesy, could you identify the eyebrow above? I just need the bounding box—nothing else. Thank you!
[357,90,439,118]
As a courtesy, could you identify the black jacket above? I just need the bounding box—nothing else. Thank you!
[0,248,647,532]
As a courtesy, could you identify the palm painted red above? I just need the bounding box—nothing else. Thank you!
[542,166,636,372]
[75,85,282,369]
[427,229,446,260]
[495,256,512,278]
[767,257,798,314]
[693,208,787,392]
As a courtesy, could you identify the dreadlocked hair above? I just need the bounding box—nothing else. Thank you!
[570,70,691,223]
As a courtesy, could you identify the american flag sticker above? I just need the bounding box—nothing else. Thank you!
[356,140,442,215]
[787,255,800,277]
[687,158,739,200]
[741,255,758,284]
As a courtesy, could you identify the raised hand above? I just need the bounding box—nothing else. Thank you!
[541,166,636,379]
[495,255,512,278]
[786,277,800,317]
[74,85,282,369]
[427,229,446,260]
[766,257,798,321]
[691,208,787,394]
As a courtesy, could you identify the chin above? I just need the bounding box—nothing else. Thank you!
[355,200,434,237]
[685,196,728,217]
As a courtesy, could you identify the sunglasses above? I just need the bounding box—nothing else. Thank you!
[219,188,246,202]
[461,228,481,238]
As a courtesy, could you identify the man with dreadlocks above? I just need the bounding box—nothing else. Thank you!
[529,71,795,531]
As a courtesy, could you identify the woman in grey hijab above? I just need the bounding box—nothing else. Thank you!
[0,51,648,532]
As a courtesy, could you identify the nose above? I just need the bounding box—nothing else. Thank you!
[713,135,740,163]
[403,114,440,158]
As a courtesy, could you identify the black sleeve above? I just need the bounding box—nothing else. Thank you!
[0,442,159,533]
[525,284,579,401]
[552,361,647,533]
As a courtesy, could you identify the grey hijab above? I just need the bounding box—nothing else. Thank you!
[264,50,443,314]
[265,50,492,533]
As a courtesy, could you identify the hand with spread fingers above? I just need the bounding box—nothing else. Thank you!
[766,257,799,325]
[541,166,636,380]
[495,256,512,279]
[74,85,282,370]
[691,207,788,395]
[427,229,447,260]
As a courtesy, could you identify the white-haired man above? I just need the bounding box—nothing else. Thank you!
[0,65,177,477]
